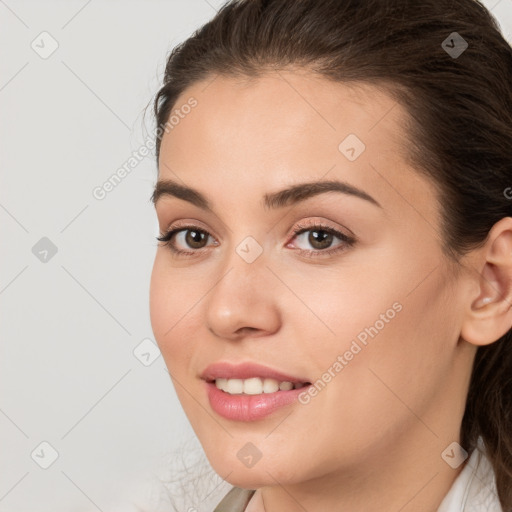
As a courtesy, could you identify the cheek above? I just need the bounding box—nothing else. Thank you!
[304,263,457,443]
[149,255,170,341]
[292,247,454,399]
[149,254,197,368]
[283,264,403,370]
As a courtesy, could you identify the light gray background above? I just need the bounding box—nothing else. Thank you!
[1,1,511,511]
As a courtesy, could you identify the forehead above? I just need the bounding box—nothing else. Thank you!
[157,71,439,225]
[161,70,408,159]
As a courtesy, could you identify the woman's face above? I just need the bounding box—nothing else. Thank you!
[150,70,474,488]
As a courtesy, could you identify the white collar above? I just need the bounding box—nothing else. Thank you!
[437,438,502,512]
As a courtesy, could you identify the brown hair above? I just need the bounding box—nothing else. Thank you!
[152,0,512,507]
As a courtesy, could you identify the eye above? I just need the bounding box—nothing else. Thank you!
[156,219,356,258]
[156,224,217,256]
[286,219,356,258]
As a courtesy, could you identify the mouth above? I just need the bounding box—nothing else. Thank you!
[200,361,313,420]
[207,377,312,395]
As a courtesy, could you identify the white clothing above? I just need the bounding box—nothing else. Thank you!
[437,439,502,512]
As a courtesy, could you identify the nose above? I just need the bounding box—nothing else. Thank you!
[205,244,281,341]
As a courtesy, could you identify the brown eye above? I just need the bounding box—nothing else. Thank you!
[183,229,209,249]
[156,226,214,254]
[290,225,351,253]
[305,229,335,250]
[156,221,355,259]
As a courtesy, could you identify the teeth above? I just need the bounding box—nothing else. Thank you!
[244,377,264,395]
[214,377,307,395]
[225,379,244,394]
[263,378,279,393]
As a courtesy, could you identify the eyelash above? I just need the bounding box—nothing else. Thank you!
[156,220,356,259]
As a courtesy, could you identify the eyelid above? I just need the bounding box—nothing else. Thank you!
[287,217,355,239]
[160,216,352,241]
[161,218,218,239]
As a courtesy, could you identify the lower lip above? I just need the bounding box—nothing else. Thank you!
[205,381,311,421]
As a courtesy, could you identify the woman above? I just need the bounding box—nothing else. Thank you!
[149,0,512,510]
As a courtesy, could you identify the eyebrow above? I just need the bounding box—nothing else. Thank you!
[151,178,382,211]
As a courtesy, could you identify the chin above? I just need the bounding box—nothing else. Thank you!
[203,444,305,488]
[223,463,299,489]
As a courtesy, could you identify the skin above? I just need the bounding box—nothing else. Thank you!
[149,69,512,512]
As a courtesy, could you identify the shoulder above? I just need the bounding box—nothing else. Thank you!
[213,486,256,512]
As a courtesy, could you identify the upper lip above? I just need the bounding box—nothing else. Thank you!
[200,361,310,384]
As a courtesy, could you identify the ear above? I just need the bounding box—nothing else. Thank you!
[460,217,512,346]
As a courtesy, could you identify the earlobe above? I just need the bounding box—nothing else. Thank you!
[460,217,512,347]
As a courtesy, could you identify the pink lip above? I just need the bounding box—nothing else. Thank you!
[200,361,311,422]
[205,382,310,421]
[200,361,309,384]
